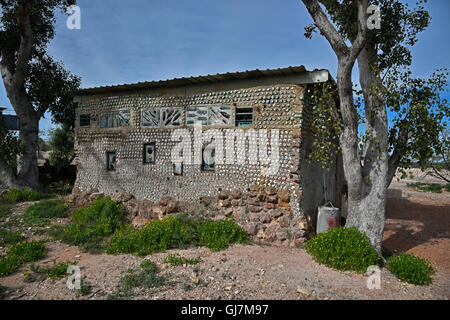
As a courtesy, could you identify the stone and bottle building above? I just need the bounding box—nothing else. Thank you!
[70,66,343,246]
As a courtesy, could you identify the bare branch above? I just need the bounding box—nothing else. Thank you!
[429,166,450,183]
[350,0,369,61]
[301,0,349,57]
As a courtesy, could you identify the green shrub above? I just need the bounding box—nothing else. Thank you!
[0,255,21,277]
[23,260,77,282]
[23,200,68,226]
[199,219,249,251]
[305,227,381,273]
[407,182,450,193]
[0,241,47,277]
[164,253,201,266]
[7,241,47,263]
[0,229,25,247]
[7,189,50,202]
[387,253,435,285]
[107,215,198,256]
[60,198,124,253]
[107,215,248,256]
[44,260,77,279]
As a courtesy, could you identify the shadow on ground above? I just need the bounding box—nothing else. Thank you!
[383,188,449,269]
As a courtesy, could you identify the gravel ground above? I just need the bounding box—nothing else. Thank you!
[0,175,448,300]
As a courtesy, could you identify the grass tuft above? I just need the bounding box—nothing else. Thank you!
[23,199,68,226]
[108,260,166,300]
[164,253,201,266]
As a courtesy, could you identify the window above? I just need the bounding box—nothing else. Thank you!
[235,108,253,127]
[143,143,156,164]
[201,146,215,172]
[99,109,131,128]
[173,162,183,176]
[186,105,233,127]
[106,152,117,171]
[79,114,91,128]
[208,105,233,126]
[142,108,184,128]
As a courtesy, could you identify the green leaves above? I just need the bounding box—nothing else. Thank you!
[7,241,47,263]
[305,227,382,273]
[106,215,249,256]
[1,240,47,277]
[198,219,249,251]
[307,82,341,170]
[164,253,201,266]
[60,198,124,253]
[304,2,448,177]
[385,67,449,171]
[387,253,435,285]
[0,124,23,173]
[23,199,68,226]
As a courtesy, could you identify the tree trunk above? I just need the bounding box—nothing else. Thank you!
[300,0,391,255]
[0,72,41,190]
[15,112,40,189]
[345,44,390,254]
[345,178,387,254]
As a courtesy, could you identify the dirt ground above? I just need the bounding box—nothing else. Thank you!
[1,174,449,300]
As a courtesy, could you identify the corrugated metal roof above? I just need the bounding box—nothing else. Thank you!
[75,65,327,95]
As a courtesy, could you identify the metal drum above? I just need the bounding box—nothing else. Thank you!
[316,204,341,234]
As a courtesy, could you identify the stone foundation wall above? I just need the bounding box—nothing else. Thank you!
[68,185,310,246]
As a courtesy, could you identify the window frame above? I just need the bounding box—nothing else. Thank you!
[143,142,156,165]
[201,146,215,172]
[79,114,91,128]
[173,162,183,176]
[106,151,117,172]
[235,107,254,127]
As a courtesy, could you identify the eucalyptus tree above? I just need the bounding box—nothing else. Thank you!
[0,0,80,189]
[301,0,448,253]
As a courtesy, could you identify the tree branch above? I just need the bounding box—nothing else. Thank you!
[14,1,34,88]
[429,165,450,183]
[301,0,349,57]
[350,0,369,61]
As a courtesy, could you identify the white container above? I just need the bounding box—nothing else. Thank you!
[316,204,341,234]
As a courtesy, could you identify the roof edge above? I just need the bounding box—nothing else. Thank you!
[74,65,331,96]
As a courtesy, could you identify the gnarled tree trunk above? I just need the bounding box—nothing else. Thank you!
[0,1,40,190]
[344,43,390,254]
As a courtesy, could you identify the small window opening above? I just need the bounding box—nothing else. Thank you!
[80,114,91,128]
[202,146,215,172]
[143,143,156,164]
[107,152,117,171]
[235,108,253,127]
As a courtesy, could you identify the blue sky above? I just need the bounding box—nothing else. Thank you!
[0,0,449,139]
